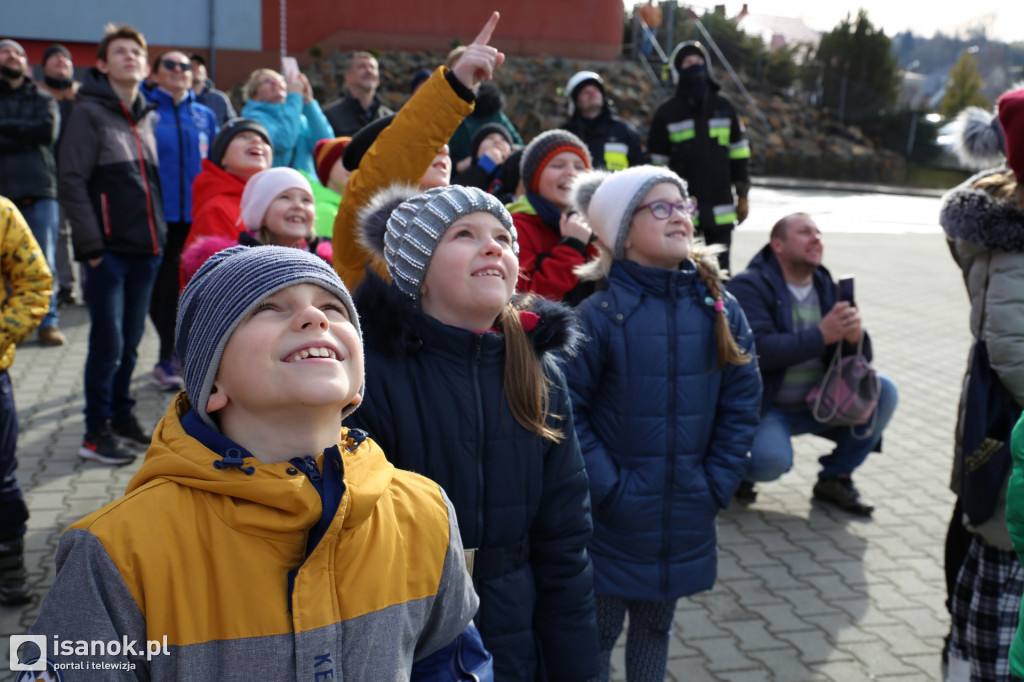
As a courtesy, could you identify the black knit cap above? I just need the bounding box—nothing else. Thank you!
[469,123,514,161]
[42,44,72,67]
[673,41,709,71]
[342,115,395,172]
[208,118,271,168]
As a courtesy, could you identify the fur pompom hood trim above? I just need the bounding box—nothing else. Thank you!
[355,270,582,360]
[940,169,1024,253]
[356,183,421,259]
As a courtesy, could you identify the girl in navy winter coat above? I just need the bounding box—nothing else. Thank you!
[565,166,762,682]
[349,184,600,682]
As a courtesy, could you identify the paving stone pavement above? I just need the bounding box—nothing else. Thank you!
[0,212,971,680]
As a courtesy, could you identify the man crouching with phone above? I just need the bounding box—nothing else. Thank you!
[727,212,899,516]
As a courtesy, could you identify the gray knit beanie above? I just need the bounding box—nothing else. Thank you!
[572,165,688,259]
[519,130,592,195]
[358,184,517,301]
[176,245,364,429]
[0,40,25,56]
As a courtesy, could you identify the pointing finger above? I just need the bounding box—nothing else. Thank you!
[472,11,500,47]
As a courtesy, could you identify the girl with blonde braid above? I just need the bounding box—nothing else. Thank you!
[564,166,762,682]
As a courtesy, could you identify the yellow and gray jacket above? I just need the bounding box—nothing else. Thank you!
[0,197,52,371]
[31,395,478,680]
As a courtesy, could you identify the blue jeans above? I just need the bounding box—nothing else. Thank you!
[17,198,59,329]
[83,252,161,434]
[746,373,898,481]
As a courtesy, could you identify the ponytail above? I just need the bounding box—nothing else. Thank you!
[496,297,565,442]
[693,248,751,369]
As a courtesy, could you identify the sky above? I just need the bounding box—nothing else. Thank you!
[629,2,1022,43]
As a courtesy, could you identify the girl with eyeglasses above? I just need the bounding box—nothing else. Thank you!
[564,165,762,682]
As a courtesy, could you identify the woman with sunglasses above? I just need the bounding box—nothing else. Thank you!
[565,165,761,682]
[142,50,219,391]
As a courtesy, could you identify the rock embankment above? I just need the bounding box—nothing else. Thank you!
[297,49,906,184]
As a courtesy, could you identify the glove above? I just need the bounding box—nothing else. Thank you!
[736,197,749,224]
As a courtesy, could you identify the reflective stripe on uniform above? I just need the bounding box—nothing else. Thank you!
[603,142,630,170]
[729,139,751,160]
[667,119,695,143]
[708,117,731,146]
[713,203,737,225]
[651,153,669,166]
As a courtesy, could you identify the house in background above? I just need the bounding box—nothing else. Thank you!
[6,0,624,89]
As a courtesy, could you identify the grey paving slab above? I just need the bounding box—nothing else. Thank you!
[0,190,978,680]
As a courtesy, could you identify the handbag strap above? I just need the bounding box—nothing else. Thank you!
[809,334,869,425]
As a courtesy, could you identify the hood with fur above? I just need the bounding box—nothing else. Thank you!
[940,168,1024,253]
[355,270,581,361]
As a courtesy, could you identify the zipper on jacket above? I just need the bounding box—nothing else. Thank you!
[472,337,485,549]
[121,101,160,255]
[661,281,678,598]
[100,193,111,240]
[174,104,185,221]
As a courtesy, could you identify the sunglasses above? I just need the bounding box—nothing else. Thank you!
[633,198,697,220]
[161,59,191,72]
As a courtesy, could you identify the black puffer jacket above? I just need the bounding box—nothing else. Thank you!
[350,272,600,682]
[0,77,58,201]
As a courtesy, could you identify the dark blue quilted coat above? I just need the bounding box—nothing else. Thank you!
[565,258,762,601]
[350,272,600,682]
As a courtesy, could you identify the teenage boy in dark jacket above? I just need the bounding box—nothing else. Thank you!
[59,24,165,466]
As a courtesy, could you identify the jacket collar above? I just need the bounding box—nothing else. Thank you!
[355,270,580,361]
[940,167,1024,253]
[78,67,153,121]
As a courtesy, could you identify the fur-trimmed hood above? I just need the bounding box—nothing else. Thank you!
[354,269,581,361]
[939,168,1024,253]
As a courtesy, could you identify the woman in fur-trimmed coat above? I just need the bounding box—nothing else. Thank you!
[940,91,1024,680]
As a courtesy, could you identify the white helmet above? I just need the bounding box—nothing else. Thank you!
[564,71,604,116]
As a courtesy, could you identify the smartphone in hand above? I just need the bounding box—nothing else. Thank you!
[838,276,855,305]
[281,56,300,81]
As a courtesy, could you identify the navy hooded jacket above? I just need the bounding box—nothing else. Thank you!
[727,244,874,415]
[565,258,762,602]
[350,272,600,682]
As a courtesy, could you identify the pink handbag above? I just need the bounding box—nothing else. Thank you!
[806,336,880,437]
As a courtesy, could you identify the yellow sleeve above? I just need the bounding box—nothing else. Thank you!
[0,198,53,367]
[332,67,473,291]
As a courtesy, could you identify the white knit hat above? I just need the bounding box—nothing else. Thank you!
[572,165,688,258]
[238,167,314,235]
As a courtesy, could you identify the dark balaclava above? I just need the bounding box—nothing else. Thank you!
[672,41,711,101]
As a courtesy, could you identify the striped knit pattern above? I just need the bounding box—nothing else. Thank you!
[175,245,363,428]
[520,129,592,195]
[384,185,517,301]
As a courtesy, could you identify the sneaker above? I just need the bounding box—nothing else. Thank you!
[79,430,136,466]
[152,359,184,391]
[813,475,874,516]
[0,535,31,606]
[38,326,67,346]
[112,415,152,449]
[734,480,758,504]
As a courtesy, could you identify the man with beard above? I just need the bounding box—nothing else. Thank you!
[648,40,751,272]
[0,38,65,346]
[323,52,394,137]
[561,70,644,171]
[37,44,81,308]
[727,213,898,516]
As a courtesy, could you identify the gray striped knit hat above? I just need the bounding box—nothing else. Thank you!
[358,184,517,301]
[176,245,363,429]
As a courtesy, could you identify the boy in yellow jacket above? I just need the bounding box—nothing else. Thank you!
[30,245,478,679]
